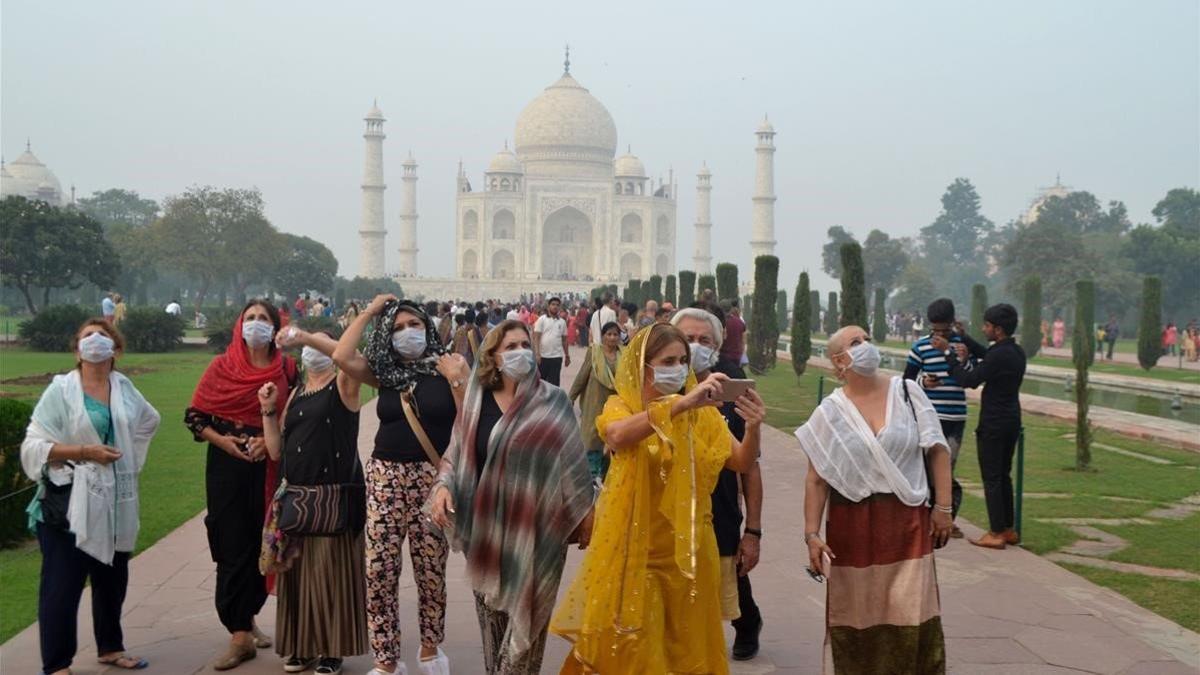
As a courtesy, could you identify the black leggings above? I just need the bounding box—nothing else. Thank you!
[205,444,268,633]
[37,523,130,673]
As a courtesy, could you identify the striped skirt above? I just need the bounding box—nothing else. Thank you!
[275,531,369,658]
[823,492,945,675]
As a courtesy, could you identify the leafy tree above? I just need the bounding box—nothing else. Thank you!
[921,178,995,267]
[776,289,788,332]
[809,290,821,333]
[678,270,696,306]
[715,263,739,301]
[872,288,887,342]
[272,233,339,301]
[791,273,812,376]
[824,291,839,335]
[839,242,868,328]
[0,197,118,314]
[821,226,856,278]
[1020,276,1043,358]
[1072,280,1095,470]
[969,284,988,343]
[697,274,717,298]
[148,186,280,312]
[1126,188,1200,319]
[77,188,159,229]
[335,275,404,301]
[1137,276,1162,370]
[747,256,779,374]
[665,274,677,305]
[891,262,936,315]
[648,275,663,303]
[107,221,160,306]
[862,229,909,295]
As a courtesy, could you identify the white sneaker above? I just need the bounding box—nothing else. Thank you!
[418,648,449,675]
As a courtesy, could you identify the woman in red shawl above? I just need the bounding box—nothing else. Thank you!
[185,299,297,671]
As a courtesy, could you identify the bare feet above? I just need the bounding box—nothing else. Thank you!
[970,531,1008,549]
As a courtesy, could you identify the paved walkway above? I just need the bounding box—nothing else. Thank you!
[4,348,1198,674]
[1038,345,1200,372]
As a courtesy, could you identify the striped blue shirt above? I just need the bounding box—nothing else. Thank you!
[906,335,970,421]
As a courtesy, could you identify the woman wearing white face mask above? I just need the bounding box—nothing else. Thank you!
[428,320,594,675]
[334,296,466,675]
[794,325,953,673]
[259,329,368,675]
[186,299,299,670]
[22,318,161,675]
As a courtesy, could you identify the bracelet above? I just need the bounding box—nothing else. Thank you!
[804,532,821,543]
[744,527,762,539]
[933,504,953,513]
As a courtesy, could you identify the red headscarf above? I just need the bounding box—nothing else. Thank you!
[190,314,296,428]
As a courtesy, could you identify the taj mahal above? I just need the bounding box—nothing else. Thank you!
[359,50,778,301]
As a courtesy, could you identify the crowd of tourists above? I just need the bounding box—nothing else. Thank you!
[25,286,1035,675]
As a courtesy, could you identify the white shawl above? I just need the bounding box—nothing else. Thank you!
[21,369,161,564]
[794,377,946,506]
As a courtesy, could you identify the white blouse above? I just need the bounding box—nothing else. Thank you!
[794,376,947,506]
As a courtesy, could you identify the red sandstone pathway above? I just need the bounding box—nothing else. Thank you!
[3,348,1198,674]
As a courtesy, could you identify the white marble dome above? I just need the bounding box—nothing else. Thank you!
[1,147,63,205]
[487,146,523,174]
[614,151,646,178]
[514,73,617,166]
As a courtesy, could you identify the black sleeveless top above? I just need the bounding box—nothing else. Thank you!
[282,379,363,487]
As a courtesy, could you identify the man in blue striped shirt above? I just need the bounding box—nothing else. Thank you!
[903,298,975,534]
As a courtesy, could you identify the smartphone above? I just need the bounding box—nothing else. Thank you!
[716,378,756,402]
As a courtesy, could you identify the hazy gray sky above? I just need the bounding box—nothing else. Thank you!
[4,1,1197,294]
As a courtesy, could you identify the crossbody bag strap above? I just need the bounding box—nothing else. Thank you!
[401,391,442,465]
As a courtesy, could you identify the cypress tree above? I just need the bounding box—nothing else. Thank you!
[716,263,739,301]
[1137,276,1162,370]
[747,255,780,374]
[970,284,989,343]
[665,274,677,306]
[641,280,653,306]
[648,275,663,303]
[1072,280,1095,470]
[608,284,618,300]
[792,272,812,376]
[626,279,642,307]
[839,242,868,328]
[824,291,839,335]
[743,294,753,323]
[1021,276,1043,359]
[809,290,821,333]
[678,270,696,306]
[776,289,788,332]
[698,274,717,298]
[872,287,888,343]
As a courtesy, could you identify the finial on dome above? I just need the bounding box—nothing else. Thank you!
[504,139,509,150]
[25,138,31,151]
[564,43,570,74]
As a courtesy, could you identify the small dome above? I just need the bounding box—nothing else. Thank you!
[4,147,62,204]
[756,116,775,133]
[614,151,646,178]
[487,146,523,174]
[514,73,617,164]
[697,162,711,177]
[365,101,384,120]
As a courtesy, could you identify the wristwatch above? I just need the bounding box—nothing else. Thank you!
[744,527,762,539]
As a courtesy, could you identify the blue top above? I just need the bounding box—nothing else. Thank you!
[905,335,969,421]
[83,393,114,444]
[101,297,115,315]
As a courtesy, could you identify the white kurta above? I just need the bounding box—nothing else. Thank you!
[794,376,946,506]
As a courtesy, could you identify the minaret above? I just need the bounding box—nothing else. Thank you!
[693,163,713,274]
[358,101,387,278]
[397,152,419,277]
[750,115,777,259]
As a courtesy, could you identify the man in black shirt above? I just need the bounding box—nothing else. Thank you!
[672,305,764,660]
[933,303,1026,550]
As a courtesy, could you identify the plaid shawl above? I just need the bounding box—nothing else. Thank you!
[430,358,593,660]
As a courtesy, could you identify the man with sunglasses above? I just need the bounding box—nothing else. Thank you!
[903,298,974,537]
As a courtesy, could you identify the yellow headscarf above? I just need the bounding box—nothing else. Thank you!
[551,324,730,654]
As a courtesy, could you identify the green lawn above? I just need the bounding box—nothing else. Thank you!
[1027,354,1199,384]
[753,363,1200,632]
[0,346,215,642]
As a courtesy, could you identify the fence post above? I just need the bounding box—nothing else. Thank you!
[816,375,825,406]
[1015,427,1026,542]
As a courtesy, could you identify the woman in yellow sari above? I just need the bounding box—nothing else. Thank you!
[551,323,765,674]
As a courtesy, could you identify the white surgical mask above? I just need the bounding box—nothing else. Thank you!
[847,341,881,376]
[500,348,536,379]
[392,328,427,360]
[651,364,689,395]
[78,333,115,363]
[242,320,274,348]
[689,343,718,372]
[301,346,333,372]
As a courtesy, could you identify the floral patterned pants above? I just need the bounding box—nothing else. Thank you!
[365,458,449,665]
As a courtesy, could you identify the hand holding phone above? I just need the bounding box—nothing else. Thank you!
[715,378,756,403]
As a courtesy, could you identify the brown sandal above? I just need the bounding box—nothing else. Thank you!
[211,643,256,671]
